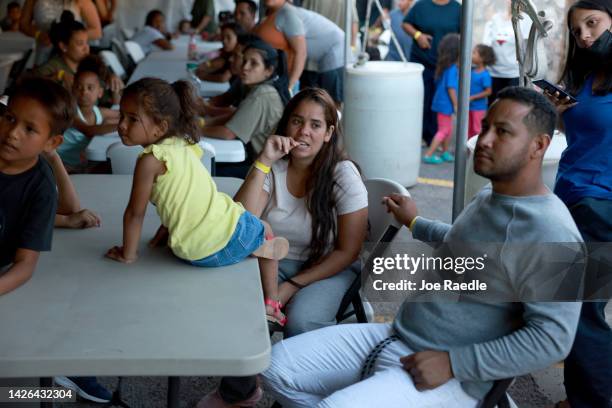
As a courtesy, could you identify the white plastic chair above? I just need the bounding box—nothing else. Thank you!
[121,27,135,41]
[108,141,217,175]
[336,178,409,324]
[0,58,16,94]
[99,23,118,49]
[99,50,126,80]
[108,142,143,174]
[111,38,133,73]
[198,140,217,175]
[364,178,408,245]
[124,41,145,64]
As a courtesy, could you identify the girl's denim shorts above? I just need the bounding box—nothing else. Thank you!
[188,211,265,267]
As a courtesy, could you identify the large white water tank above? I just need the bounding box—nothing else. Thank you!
[343,62,424,187]
[464,131,568,206]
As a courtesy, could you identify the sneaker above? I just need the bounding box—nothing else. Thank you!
[441,151,455,162]
[422,154,444,164]
[54,376,112,403]
[196,387,263,408]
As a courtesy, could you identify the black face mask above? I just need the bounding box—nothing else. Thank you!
[582,27,612,62]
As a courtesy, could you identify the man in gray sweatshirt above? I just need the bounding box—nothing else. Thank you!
[261,87,584,407]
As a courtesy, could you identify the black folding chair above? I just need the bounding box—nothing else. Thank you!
[335,224,401,323]
[3,48,33,94]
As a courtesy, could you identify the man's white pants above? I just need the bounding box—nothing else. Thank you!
[261,323,480,408]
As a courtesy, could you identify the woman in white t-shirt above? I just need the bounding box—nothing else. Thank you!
[235,87,368,338]
[482,4,530,103]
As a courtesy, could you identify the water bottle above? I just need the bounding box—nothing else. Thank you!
[188,34,198,61]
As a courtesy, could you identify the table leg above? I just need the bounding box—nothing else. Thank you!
[40,377,53,408]
[167,377,180,408]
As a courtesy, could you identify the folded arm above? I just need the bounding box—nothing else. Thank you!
[449,302,581,381]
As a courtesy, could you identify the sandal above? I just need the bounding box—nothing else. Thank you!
[265,298,287,332]
[253,235,289,260]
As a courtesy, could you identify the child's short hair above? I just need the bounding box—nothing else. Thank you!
[475,44,496,67]
[221,21,246,37]
[7,1,20,11]
[145,9,164,26]
[122,78,203,144]
[10,77,75,135]
[76,54,110,85]
[220,23,246,48]
[178,19,191,30]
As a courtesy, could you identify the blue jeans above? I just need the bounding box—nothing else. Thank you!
[278,259,360,338]
[564,197,612,408]
[188,211,264,267]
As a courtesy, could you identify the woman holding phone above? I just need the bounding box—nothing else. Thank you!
[545,1,612,407]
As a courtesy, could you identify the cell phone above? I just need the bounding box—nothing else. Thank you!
[532,79,578,104]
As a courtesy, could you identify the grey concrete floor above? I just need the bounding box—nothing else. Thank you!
[54,151,610,408]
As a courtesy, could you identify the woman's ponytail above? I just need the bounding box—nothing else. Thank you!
[244,39,292,106]
[123,77,203,144]
[49,10,85,50]
[171,80,203,144]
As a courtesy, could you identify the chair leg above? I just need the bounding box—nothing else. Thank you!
[479,378,513,408]
[352,293,368,323]
[168,377,180,408]
[110,377,132,408]
[40,377,53,408]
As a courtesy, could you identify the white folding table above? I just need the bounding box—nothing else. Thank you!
[128,59,230,97]
[0,175,269,407]
[128,38,229,97]
[85,133,245,164]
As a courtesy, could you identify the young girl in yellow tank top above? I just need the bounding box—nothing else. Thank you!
[105,77,288,329]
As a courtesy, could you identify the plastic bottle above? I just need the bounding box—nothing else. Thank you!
[188,34,197,61]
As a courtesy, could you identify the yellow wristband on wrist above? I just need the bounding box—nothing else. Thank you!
[409,216,420,231]
[414,31,422,40]
[253,160,271,174]
[35,30,41,40]
[57,70,65,81]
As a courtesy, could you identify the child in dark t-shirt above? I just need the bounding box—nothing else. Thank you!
[0,78,75,295]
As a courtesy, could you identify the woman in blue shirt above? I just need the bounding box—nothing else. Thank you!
[546,1,612,407]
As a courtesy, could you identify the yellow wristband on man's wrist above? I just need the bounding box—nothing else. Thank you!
[409,216,420,231]
[253,160,271,174]
[57,70,65,81]
[414,31,422,40]
[35,30,41,40]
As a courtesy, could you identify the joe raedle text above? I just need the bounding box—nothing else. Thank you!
[372,279,488,292]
